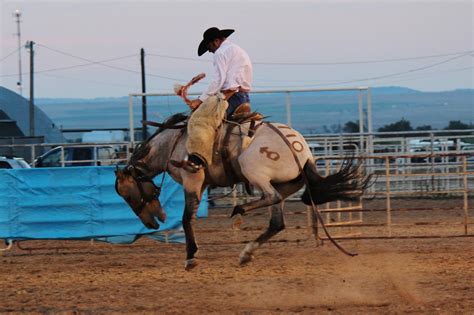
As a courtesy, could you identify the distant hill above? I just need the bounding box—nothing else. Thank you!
[36,86,473,101]
[34,86,473,134]
[370,86,420,94]
[35,86,472,104]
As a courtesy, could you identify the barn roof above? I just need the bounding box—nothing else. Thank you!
[0,87,65,143]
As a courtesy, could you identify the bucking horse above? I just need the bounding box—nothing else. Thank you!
[115,75,372,270]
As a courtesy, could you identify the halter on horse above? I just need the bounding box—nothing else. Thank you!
[115,165,163,226]
[115,114,188,229]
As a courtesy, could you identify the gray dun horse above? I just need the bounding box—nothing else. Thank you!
[115,80,371,270]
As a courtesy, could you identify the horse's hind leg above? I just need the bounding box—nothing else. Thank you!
[239,202,285,265]
[231,192,281,217]
[235,165,302,265]
[231,176,304,217]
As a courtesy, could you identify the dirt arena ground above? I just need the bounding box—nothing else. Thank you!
[1,199,473,314]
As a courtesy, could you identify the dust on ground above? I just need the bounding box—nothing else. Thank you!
[1,199,473,314]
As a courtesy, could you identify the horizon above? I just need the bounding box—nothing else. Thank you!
[15,84,474,101]
[28,87,473,133]
[1,1,473,98]
[27,85,472,101]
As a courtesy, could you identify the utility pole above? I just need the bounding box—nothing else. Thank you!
[27,41,35,137]
[140,48,148,140]
[13,9,23,96]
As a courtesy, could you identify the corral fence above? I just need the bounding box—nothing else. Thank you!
[1,137,473,243]
[206,146,473,242]
[1,85,473,244]
[1,134,473,243]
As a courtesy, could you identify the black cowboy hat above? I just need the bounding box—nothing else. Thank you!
[197,27,235,56]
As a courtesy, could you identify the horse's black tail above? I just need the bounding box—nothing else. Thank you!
[301,158,372,206]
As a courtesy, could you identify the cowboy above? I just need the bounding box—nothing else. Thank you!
[188,27,253,118]
[174,27,253,173]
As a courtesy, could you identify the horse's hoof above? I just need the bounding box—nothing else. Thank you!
[232,216,243,230]
[239,253,254,266]
[230,205,245,218]
[184,258,198,271]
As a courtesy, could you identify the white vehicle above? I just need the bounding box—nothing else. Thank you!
[461,144,474,152]
[33,146,117,167]
[0,156,31,169]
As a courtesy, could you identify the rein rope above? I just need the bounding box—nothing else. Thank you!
[265,122,358,257]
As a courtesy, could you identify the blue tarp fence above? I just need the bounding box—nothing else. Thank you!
[0,166,207,244]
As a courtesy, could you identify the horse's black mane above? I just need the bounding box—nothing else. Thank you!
[129,112,188,165]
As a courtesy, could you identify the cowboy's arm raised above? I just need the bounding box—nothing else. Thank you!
[191,53,227,109]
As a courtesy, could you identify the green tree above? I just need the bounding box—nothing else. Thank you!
[342,121,360,133]
[331,123,342,133]
[415,125,432,131]
[378,118,413,132]
[444,120,471,130]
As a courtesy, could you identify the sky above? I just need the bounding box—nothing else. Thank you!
[0,0,473,98]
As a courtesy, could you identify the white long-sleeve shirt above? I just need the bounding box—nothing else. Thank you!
[199,40,253,102]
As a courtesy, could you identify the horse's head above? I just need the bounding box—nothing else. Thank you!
[114,166,167,230]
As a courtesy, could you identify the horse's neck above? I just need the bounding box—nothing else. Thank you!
[141,128,182,176]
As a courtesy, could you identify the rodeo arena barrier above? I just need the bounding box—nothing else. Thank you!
[1,87,473,251]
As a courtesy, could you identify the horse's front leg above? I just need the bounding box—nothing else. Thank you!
[182,172,205,270]
[183,191,200,270]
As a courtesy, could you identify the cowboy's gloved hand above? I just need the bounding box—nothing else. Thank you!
[189,99,203,110]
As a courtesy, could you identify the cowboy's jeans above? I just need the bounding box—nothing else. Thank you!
[227,92,250,116]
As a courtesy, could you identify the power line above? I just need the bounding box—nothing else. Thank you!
[0,44,186,81]
[148,49,474,66]
[254,50,474,66]
[377,65,474,81]
[255,56,474,84]
[37,55,138,73]
[3,43,471,90]
[36,43,141,73]
[253,52,473,88]
[37,72,140,88]
[147,53,210,63]
[36,43,184,81]
[0,47,21,63]
[0,53,138,77]
[369,66,474,87]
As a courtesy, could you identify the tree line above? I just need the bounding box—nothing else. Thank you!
[341,119,473,133]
